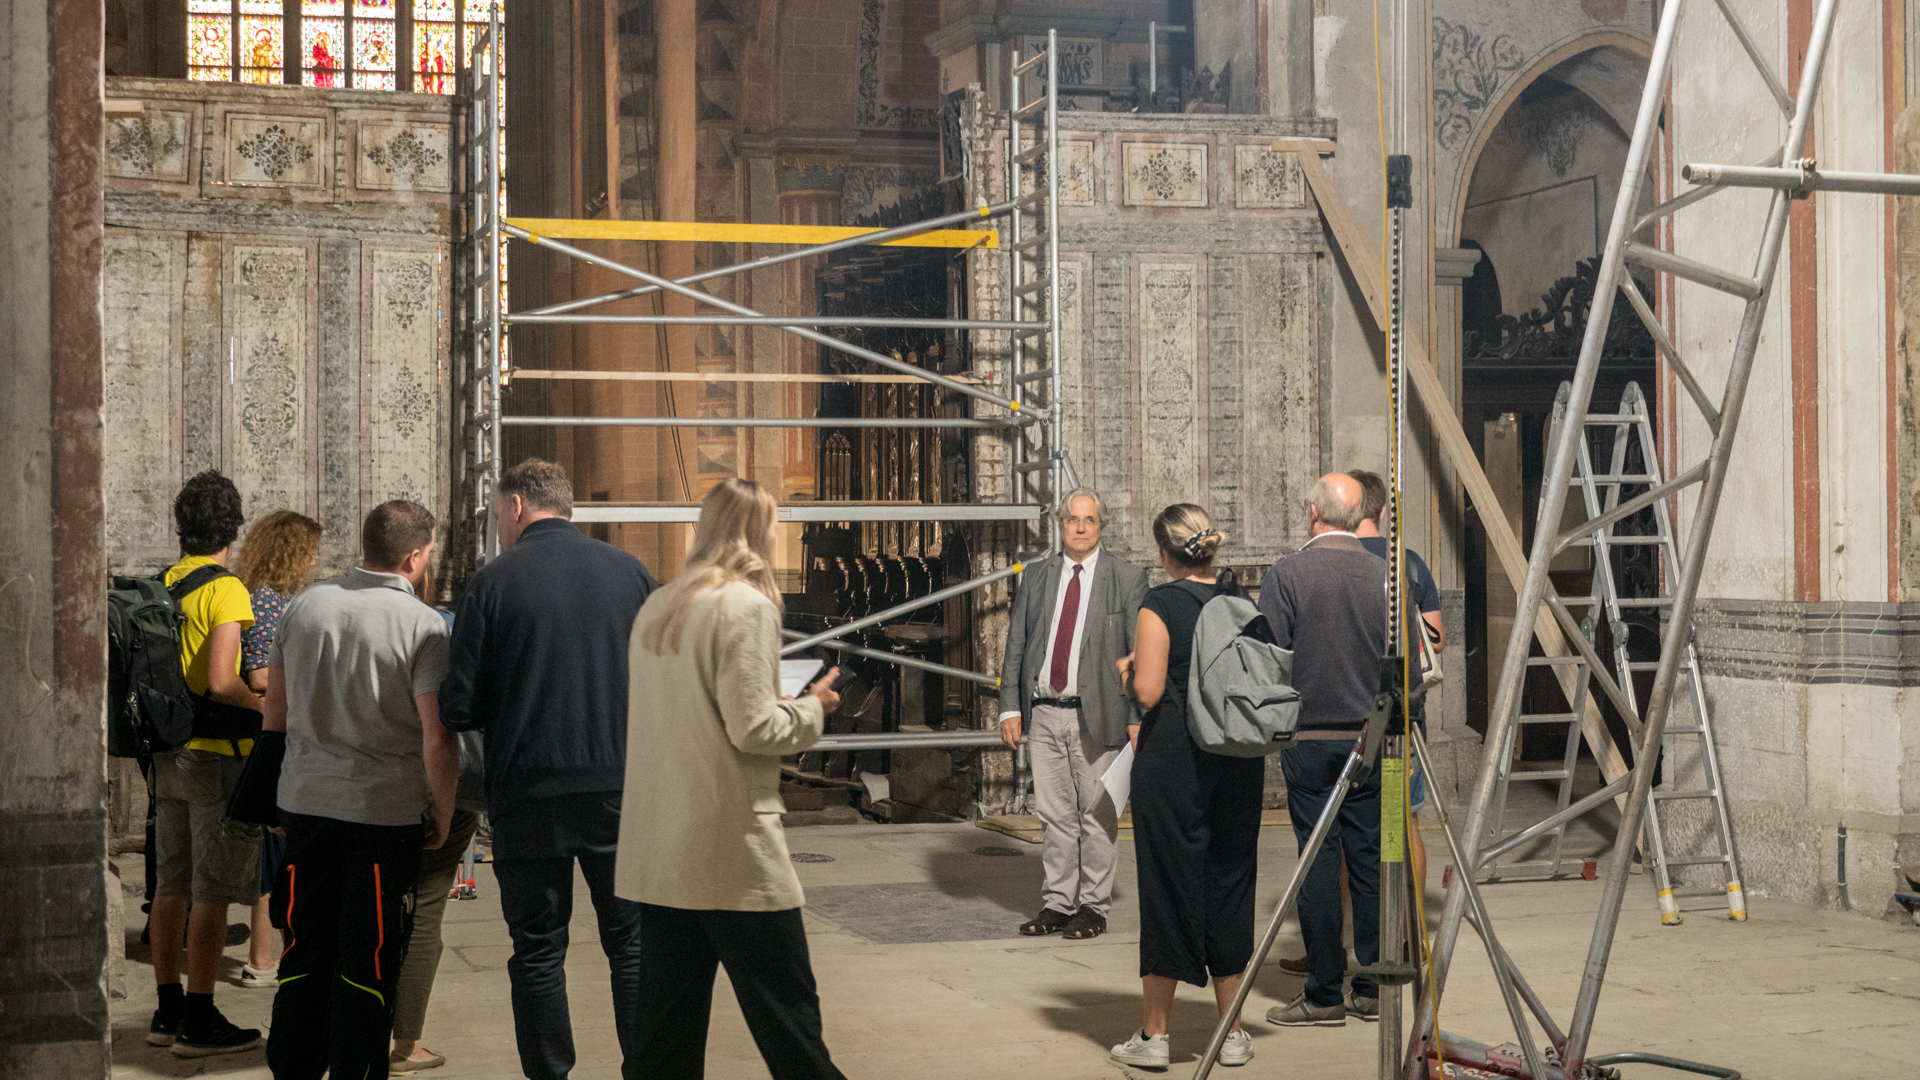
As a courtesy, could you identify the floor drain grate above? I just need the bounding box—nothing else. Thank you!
[790,852,835,863]
[974,847,1022,857]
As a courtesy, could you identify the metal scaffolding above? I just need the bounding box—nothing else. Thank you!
[1407,0,1920,1076]
[460,24,1067,752]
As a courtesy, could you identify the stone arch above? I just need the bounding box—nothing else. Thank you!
[1445,32,1652,243]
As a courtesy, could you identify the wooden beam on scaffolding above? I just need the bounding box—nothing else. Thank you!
[1293,148,1633,809]
[506,217,1001,249]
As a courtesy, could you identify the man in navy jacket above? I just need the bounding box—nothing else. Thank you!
[442,458,656,1080]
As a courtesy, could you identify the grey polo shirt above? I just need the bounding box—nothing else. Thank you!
[271,566,452,827]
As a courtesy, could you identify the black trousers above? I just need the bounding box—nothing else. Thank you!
[493,848,644,1080]
[1131,713,1265,987]
[1282,737,1382,1006]
[267,811,424,1080]
[630,904,846,1080]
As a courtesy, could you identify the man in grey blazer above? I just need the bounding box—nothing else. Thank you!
[998,489,1149,940]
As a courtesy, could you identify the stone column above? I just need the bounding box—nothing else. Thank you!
[1429,245,1484,796]
[0,0,111,1071]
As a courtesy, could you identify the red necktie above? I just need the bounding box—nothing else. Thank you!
[1048,563,1083,693]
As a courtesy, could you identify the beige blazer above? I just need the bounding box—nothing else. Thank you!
[614,579,825,911]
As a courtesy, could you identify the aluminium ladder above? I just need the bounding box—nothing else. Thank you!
[1573,381,1746,923]
[1480,653,1594,882]
[1003,32,1066,813]
[1409,0,1910,1073]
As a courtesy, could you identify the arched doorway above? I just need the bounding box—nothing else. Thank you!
[1451,46,1658,759]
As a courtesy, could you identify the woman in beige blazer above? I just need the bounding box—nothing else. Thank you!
[615,478,847,1080]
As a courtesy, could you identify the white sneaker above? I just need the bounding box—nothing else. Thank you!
[239,964,278,988]
[1110,1029,1171,1069]
[1218,1029,1253,1067]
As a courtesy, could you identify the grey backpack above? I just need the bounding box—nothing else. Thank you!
[1185,587,1301,757]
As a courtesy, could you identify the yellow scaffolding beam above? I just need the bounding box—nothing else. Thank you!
[506,217,999,249]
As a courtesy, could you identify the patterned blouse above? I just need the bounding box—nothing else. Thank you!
[241,586,288,675]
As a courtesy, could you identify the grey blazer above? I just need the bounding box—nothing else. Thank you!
[997,551,1150,747]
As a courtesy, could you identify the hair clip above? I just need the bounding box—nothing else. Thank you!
[1181,529,1219,559]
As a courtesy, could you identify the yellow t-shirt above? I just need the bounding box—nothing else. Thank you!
[164,555,256,755]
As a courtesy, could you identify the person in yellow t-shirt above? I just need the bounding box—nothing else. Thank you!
[146,471,268,1059]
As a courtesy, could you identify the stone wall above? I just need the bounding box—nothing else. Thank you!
[955,100,1336,810]
[982,113,1338,572]
[101,77,457,580]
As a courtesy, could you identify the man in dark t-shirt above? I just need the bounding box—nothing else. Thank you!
[1258,474,1388,1028]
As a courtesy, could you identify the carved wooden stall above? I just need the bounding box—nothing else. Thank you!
[101,77,457,584]
[791,188,980,786]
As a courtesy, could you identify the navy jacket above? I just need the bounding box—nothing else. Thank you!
[440,518,656,825]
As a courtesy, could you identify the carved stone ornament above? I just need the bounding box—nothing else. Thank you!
[105,111,191,182]
[357,123,452,192]
[226,115,326,187]
[241,331,300,456]
[382,257,436,330]
[1233,146,1304,208]
[1122,144,1209,207]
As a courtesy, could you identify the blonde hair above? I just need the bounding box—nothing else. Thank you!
[1152,503,1226,568]
[234,510,323,595]
[642,478,782,654]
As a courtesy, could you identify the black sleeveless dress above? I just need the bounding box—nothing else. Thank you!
[1131,576,1265,986]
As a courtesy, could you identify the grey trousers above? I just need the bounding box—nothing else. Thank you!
[1029,703,1122,916]
[391,810,482,1043]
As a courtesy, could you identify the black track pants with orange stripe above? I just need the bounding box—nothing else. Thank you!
[269,811,425,1080]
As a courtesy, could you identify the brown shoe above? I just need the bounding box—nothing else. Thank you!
[1277,954,1312,974]
[1061,909,1108,939]
[390,1047,447,1073]
[1020,907,1074,936]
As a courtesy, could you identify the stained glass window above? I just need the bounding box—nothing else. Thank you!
[302,16,344,86]
[189,0,502,95]
[238,14,284,81]
[188,1,234,82]
[413,0,457,96]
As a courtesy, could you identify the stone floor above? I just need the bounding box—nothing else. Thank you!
[109,807,1920,1079]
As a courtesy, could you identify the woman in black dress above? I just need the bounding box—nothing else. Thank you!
[1109,504,1266,1070]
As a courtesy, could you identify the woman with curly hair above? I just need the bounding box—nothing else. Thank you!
[230,509,322,989]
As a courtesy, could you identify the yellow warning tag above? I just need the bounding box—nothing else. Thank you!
[1381,757,1405,863]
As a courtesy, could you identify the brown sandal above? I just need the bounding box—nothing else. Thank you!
[1020,907,1074,936]
[1061,909,1107,939]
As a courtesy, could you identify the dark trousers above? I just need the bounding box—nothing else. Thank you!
[1130,714,1265,987]
[267,811,424,1080]
[494,851,644,1080]
[631,904,847,1080]
[1282,738,1382,1005]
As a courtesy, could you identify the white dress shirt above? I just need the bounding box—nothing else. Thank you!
[1001,547,1101,721]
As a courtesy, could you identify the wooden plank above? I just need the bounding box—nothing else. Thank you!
[507,217,1000,249]
[509,369,941,384]
[1268,137,1339,156]
[1298,154,1634,804]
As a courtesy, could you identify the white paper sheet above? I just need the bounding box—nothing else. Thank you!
[1101,742,1135,813]
[780,659,825,698]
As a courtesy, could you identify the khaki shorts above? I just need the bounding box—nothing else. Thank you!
[152,749,263,906]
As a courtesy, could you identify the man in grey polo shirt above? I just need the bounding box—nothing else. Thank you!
[262,500,459,1080]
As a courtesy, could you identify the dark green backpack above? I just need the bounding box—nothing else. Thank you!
[105,565,234,758]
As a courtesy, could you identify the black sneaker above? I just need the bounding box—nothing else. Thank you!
[224,922,250,948]
[171,1010,262,1058]
[146,1009,179,1047]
